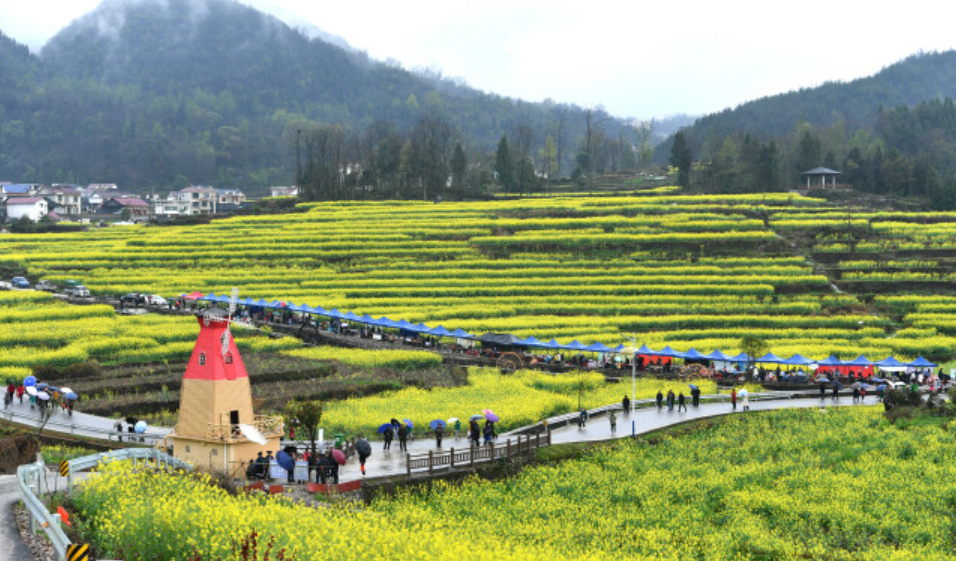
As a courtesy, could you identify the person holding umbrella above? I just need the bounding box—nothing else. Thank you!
[356,436,372,476]
[435,423,444,448]
[656,390,664,409]
[740,389,750,411]
[677,391,687,413]
[609,410,617,433]
[622,395,630,415]
[690,385,701,407]
[666,390,675,411]
[381,423,394,450]
[453,418,461,439]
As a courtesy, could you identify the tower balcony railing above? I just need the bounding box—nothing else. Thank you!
[205,415,284,442]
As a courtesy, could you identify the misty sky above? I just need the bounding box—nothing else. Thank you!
[2,0,955,120]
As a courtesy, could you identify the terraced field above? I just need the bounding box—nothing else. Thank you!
[3,191,956,368]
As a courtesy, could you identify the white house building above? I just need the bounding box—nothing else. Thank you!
[168,186,217,215]
[270,186,299,197]
[37,185,82,215]
[6,197,49,222]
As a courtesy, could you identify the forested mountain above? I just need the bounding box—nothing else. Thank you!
[661,51,956,209]
[0,0,631,195]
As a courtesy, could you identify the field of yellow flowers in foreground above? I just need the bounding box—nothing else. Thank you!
[73,407,956,560]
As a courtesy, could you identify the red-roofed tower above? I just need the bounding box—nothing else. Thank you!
[169,306,282,472]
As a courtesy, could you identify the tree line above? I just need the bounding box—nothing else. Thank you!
[669,97,956,209]
[296,110,658,201]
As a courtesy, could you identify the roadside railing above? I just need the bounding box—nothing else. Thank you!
[405,431,551,476]
[17,448,189,561]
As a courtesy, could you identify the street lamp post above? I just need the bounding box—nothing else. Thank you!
[629,335,637,413]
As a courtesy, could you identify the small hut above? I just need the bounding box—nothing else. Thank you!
[800,167,849,190]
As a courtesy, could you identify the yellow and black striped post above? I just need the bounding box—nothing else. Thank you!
[59,460,69,478]
[66,543,89,561]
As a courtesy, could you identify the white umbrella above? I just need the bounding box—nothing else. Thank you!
[738,389,749,398]
[26,386,38,396]
[37,391,50,400]
[59,387,73,394]
[447,417,459,423]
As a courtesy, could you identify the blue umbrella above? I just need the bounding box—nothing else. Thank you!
[47,386,59,393]
[65,392,78,400]
[134,420,148,433]
[275,450,295,472]
[377,423,394,434]
[402,418,414,428]
[688,384,699,391]
[23,375,36,387]
[429,419,447,430]
[36,382,49,390]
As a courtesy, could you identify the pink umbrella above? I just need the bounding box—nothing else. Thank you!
[332,449,346,466]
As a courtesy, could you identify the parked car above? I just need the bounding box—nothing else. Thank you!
[65,285,91,298]
[120,293,147,306]
[146,294,167,306]
[35,279,57,291]
[11,277,30,289]
[63,279,83,289]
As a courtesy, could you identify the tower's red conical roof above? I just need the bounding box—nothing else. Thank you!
[183,313,248,381]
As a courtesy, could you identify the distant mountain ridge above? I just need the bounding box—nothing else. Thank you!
[0,0,625,194]
[679,51,956,143]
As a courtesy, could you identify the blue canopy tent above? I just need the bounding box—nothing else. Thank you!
[584,342,614,353]
[375,316,398,328]
[817,355,844,367]
[254,298,270,307]
[612,344,627,353]
[681,348,708,361]
[413,322,432,332]
[730,352,751,363]
[755,352,784,364]
[266,300,285,309]
[875,356,906,368]
[394,319,422,332]
[519,336,547,347]
[305,304,327,315]
[907,356,938,368]
[705,350,733,362]
[539,338,563,349]
[449,328,474,339]
[241,297,256,306]
[636,344,656,355]
[562,340,589,352]
[845,355,873,367]
[324,308,346,319]
[359,314,377,325]
[655,346,685,358]
[427,325,454,337]
[781,354,814,366]
[343,311,362,322]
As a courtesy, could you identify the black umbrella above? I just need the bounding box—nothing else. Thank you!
[356,439,372,456]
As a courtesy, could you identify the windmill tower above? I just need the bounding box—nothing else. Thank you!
[169,289,283,472]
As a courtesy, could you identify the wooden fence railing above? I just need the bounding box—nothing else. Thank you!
[405,431,551,476]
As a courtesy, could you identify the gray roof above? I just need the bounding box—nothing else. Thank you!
[801,167,841,176]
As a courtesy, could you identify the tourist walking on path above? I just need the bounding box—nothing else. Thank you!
[454,419,461,439]
[819,382,827,399]
[852,387,860,402]
[609,411,617,433]
[357,437,371,476]
[742,392,750,411]
[731,388,737,410]
[656,390,664,409]
[469,420,481,447]
[622,395,630,414]
[578,408,588,428]
[666,390,675,411]
[677,392,687,413]
[860,387,867,402]
[435,425,443,448]
[383,426,393,450]
[832,384,839,400]
[483,422,493,446]
[397,423,408,452]
[691,387,701,407]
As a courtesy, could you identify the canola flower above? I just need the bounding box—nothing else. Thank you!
[73,407,956,560]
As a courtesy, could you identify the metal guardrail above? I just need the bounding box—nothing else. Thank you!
[17,460,70,561]
[2,406,168,445]
[17,449,191,560]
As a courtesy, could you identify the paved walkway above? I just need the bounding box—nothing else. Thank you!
[2,397,170,444]
[0,475,35,561]
[332,393,877,481]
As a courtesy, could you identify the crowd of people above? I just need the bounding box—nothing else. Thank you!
[4,381,75,415]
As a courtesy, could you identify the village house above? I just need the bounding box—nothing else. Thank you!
[98,197,151,217]
[270,185,298,197]
[5,197,49,222]
[168,186,217,215]
[37,185,82,215]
